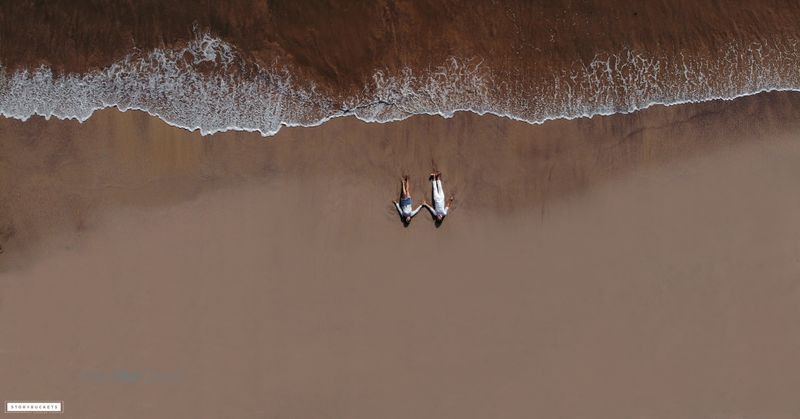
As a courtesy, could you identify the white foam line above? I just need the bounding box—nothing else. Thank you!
[1,35,799,137]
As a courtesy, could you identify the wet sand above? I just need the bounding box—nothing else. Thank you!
[2,92,800,418]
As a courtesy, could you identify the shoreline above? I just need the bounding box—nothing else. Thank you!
[3,1,800,137]
[4,40,800,137]
[5,82,800,137]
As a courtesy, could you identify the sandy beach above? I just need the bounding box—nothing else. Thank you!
[3,1,800,417]
[2,91,800,418]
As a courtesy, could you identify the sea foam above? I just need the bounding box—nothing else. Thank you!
[1,34,799,136]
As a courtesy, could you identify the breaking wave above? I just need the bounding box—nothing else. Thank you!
[1,33,799,136]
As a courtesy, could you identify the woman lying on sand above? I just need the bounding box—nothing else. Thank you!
[393,175,423,225]
[422,170,454,223]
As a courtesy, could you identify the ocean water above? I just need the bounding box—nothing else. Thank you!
[1,33,799,136]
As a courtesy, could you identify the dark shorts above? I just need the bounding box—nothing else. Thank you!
[400,197,412,207]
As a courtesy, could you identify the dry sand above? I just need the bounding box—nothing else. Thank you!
[2,92,800,418]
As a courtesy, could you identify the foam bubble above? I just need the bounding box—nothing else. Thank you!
[1,34,799,136]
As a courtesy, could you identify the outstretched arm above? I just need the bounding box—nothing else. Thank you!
[421,201,435,215]
[410,205,423,217]
[393,200,402,215]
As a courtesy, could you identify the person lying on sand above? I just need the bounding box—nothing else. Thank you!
[422,170,454,223]
[393,175,423,224]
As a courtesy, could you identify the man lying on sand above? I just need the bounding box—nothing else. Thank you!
[422,170,454,223]
[393,175,423,224]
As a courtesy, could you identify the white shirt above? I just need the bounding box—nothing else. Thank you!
[395,201,422,218]
[432,181,449,217]
[432,199,449,218]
